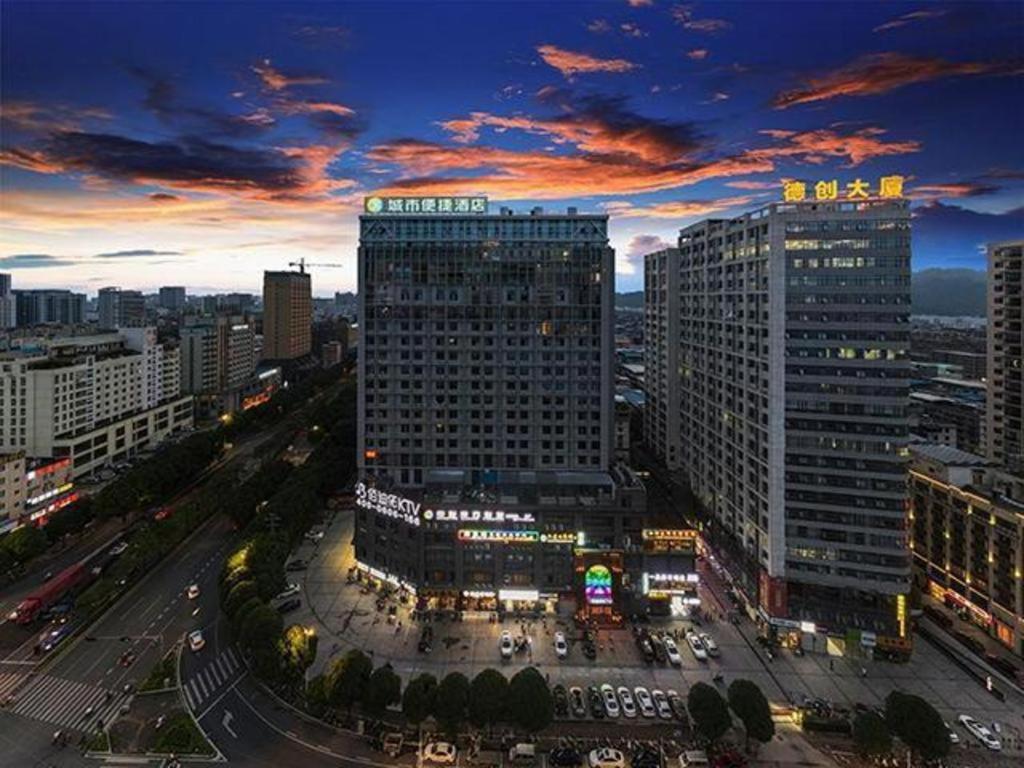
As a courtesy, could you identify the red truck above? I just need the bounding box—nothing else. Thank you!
[10,563,90,624]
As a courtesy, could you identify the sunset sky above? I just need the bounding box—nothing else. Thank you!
[2,0,1023,296]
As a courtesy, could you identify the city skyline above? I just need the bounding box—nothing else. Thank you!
[2,0,1024,295]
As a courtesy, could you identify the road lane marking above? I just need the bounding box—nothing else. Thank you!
[222,709,237,738]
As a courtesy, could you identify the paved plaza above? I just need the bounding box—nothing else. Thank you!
[291,508,1024,759]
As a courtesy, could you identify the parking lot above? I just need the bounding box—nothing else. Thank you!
[289,509,1024,758]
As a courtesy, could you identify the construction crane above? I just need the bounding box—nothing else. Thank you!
[289,257,346,273]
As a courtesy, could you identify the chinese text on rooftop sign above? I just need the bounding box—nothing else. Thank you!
[782,175,904,203]
[364,196,488,214]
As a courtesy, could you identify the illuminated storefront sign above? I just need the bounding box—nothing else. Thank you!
[355,482,420,526]
[25,458,71,482]
[782,175,905,202]
[642,529,697,541]
[896,593,907,639]
[29,491,79,521]
[241,391,271,411]
[457,529,538,543]
[585,564,613,606]
[26,482,74,507]
[499,588,539,602]
[539,532,577,544]
[642,572,699,596]
[462,589,496,598]
[424,509,535,524]
[364,196,488,215]
[354,560,417,594]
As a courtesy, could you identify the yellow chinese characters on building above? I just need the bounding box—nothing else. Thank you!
[782,175,905,202]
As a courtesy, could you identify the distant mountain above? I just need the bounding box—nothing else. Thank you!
[912,268,986,317]
[616,290,643,309]
[616,268,987,317]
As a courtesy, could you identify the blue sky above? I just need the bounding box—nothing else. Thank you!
[1,0,1022,295]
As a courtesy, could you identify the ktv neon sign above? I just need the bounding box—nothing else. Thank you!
[585,564,613,606]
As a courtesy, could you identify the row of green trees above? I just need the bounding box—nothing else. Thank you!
[853,691,950,762]
[305,651,554,736]
[217,375,357,693]
[687,680,775,750]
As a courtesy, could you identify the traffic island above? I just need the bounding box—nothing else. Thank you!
[106,691,214,758]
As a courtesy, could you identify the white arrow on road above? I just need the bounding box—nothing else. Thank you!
[222,709,237,738]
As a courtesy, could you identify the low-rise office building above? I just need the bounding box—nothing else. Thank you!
[909,442,1024,657]
[0,453,77,534]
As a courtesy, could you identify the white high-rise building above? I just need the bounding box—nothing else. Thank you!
[987,241,1023,475]
[646,197,913,650]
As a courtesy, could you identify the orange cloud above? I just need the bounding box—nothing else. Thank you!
[909,182,1000,200]
[671,5,732,33]
[603,194,758,219]
[773,52,1005,109]
[536,44,638,77]
[627,0,654,7]
[1,100,112,133]
[251,60,328,91]
[725,179,779,190]
[367,124,918,201]
[686,49,709,60]
[281,100,355,118]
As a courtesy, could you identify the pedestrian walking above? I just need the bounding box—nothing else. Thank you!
[829,659,834,672]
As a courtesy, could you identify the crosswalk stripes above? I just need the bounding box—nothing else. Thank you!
[183,646,242,711]
[0,671,24,702]
[10,674,130,732]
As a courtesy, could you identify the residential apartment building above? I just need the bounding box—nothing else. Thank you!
[261,271,311,361]
[355,199,678,618]
[180,315,257,415]
[988,241,1023,475]
[0,332,192,479]
[649,198,913,651]
[909,442,1024,657]
[13,290,86,327]
[0,273,14,330]
[97,287,145,329]
[643,248,682,471]
[158,286,187,312]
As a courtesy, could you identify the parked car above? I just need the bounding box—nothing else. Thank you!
[582,631,597,660]
[944,722,960,745]
[667,689,688,722]
[285,560,307,572]
[652,689,672,720]
[188,630,205,652]
[305,530,325,542]
[686,630,708,661]
[664,636,683,666]
[276,598,301,614]
[588,748,625,768]
[587,685,605,719]
[634,686,656,718]
[601,684,620,718]
[554,631,569,659]
[958,715,1001,750]
[187,584,200,600]
[500,631,514,659]
[275,583,301,600]
[550,748,583,767]
[649,635,667,664]
[418,625,433,653]
[569,686,587,718]
[422,742,457,765]
[552,684,569,717]
[699,632,720,657]
[616,686,637,718]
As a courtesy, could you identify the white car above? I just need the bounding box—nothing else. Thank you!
[423,742,457,765]
[699,632,720,657]
[588,748,625,768]
[600,684,620,718]
[187,630,205,652]
[305,530,325,542]
[663,636,683,666]
[958,715,1001,751]
[652,689,672,720]
[275,583,301,600]
[634,686,656,718]
[944,722,960,745]
[616,686,637,718]
[187,584,200,600]
[686,630,708,661]
[554,631,568,659]
[500,631,514,659]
